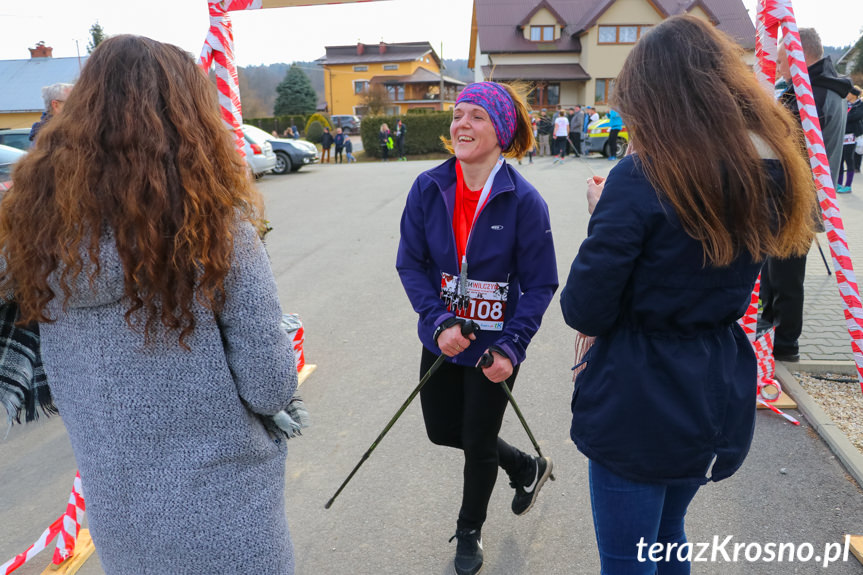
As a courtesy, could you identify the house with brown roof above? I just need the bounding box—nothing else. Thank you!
[317,41,466,116]
[468,0,756,110]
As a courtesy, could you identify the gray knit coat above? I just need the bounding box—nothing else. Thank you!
[39,221,297,574]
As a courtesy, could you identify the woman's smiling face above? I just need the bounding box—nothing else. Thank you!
[451,102,502,166]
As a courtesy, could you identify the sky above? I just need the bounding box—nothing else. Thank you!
[0,0,860,67]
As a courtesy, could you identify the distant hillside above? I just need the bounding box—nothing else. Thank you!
[825,45,851,61]
[238,61,324,118]
[237,58,472,119]
[442,59,474,84]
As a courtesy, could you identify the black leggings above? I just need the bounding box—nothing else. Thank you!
[839,144,856,188]
[418,347,532,531]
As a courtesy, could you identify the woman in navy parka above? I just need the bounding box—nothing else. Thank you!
[560,17,818,574]
[396,82,557,575]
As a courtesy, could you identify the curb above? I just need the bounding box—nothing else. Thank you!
[775,361,863,489]
[792,359,857,375]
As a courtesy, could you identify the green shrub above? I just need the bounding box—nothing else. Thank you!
[305,113,332,136]
[306,121,324,144]
[360,112,451,158]
[246,115,309,137]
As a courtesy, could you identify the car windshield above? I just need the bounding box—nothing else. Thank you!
[243,124,274,144]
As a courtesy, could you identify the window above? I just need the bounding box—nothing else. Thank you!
[597,25,650,44]
[353,65,368,72]
[595,79,615,105]
[530,25,555,42]
[354,80,369,94]
[383,64,399,71]
[527,82,560,107]
[386,84,403,100]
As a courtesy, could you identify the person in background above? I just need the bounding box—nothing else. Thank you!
[29,83,73,143]
[291,124,299,139]
[537,109,552,156]
[0,35,297,574]
[397,81,558,575]
[560,16,816,574]
[379,123,391,162]
[838,86,863,193]
[321,127,334,163]
[395,119,407,161]
[344,135,356,163]
[570,105,584,158]
[606,107,623,161]
[760,27,852,361]
[588,106,600,124]
[334,127,346,164]
[553,110,570,162]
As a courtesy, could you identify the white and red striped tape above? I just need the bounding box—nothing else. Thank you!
[282,314,306,372]
[737,277,781,401]
[1,472,85,575]
[754,0,863,392]
[199,0,263,158]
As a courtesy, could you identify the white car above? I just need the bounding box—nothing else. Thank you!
[241,124,277,178]
[0,144,26,191]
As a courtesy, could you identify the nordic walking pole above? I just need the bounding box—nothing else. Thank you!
[478,352,555,481]
[325,320,479,509]
[814,235,831,275]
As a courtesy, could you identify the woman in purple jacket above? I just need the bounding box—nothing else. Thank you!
[396,82,558,575]
[561,17,817,574]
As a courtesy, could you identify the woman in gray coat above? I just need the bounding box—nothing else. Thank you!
[0,36,297,574]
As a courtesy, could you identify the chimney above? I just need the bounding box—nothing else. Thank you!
[357,43,365,55]
[379,42,387,54]
[29,41,53,58]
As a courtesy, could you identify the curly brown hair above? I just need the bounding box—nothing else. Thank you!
[613,15,816,266]
[0,35,262,347]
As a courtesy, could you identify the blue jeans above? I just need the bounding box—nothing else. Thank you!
[589,460,701,575]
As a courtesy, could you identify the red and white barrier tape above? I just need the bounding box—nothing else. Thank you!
[1,472,85,574]
[199,0,263,158]
[282,314,306,372]
[739,275,761,344]
[755,0,863,392]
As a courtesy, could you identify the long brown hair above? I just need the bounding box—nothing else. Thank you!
[0,35,261,346]
[613,15,816,266]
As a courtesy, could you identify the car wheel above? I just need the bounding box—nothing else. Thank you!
[616,139,628,158]
[274,151,292,175]
[603,139,627,159]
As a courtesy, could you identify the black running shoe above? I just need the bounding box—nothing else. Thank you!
[510,456,552,516]
[449,528,483,575]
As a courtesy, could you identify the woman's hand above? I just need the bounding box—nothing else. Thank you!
[437,324,476,357]
[478,350,513,383]
[587,176,605,215]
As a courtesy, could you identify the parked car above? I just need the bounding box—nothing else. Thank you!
[586,117,629,158]
[241,124,277,178]
[265,135,318,175]
[0,128,33,152]
[331,115,361,135]
[0,144,26,192]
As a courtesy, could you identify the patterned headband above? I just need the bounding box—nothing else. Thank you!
[455,82,517,150]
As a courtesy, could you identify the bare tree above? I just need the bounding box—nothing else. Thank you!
[357,84,392,116]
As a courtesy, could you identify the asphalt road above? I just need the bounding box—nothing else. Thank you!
[2,155,863,575]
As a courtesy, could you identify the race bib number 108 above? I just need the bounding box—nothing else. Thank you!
[440,272,508,331]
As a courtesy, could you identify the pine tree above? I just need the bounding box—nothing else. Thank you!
[87,21,107,54]
[274,65,318,116]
